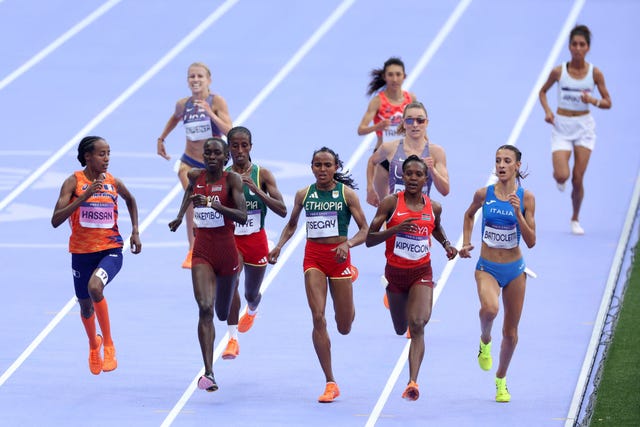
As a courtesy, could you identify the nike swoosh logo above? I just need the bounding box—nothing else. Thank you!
[397,212,410,216]
[420,278,431,283]
[196,185,205,188]
[186,107,194,112]
[485,200,496,205]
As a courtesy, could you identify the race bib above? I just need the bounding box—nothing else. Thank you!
[79,202,115,228]
[234,209,261,235]
[185,119,213,141]
[393,233,429,260]
[306,211,339,238]
[483,223,518,249]
[193,206,225,228]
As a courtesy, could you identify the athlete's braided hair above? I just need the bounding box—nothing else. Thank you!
[76,136,104,166]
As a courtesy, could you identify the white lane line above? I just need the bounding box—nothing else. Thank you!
[366,0,585,424]
[0,0,239,213]
[0,0,240,389]
[159,1,357,425]
[0,0,123,91]
[565,172,640,426]
[362,0,473,423]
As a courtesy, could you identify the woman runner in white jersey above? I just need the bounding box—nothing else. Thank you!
[539,25,611,235]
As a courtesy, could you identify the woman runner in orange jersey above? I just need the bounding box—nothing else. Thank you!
[52,136,142,375]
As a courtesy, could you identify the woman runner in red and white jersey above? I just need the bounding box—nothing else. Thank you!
[357,57,417,205]
[366,155,456,401]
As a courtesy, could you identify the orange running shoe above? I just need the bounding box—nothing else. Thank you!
[402,381,420,401]
[88,334,103,375]
[103,344,117,372]
[182,250,193,269]
[383,293,390,309]
[350,265,359,283]
[318,382,340,403]
[238,312,257,333]
[406,328,411,339]
[222,338,239,360]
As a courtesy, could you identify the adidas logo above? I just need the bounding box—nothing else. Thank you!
[341,267,352,276]
[308,192,319,199]
[258,256,268,264]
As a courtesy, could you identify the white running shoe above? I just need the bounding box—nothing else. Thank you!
[571,220,585,235]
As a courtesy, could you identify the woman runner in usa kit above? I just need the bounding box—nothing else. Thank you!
[157,62,233,267]
[459,145,536,403]
[268,147,369,403]
[169,137,246,392]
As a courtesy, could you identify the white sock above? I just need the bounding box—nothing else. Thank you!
[228,325,238,340]
[247,307,258,316]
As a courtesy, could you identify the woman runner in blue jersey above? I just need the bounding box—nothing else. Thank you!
[459,145,536,403]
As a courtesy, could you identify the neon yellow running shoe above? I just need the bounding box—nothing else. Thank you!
[478,339,492,371]
[495,377,511,402]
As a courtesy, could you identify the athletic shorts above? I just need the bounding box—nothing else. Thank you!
[385,262,433,293]
[551,114,596,152]
[193,233,240,276]
[303,240,353,280]
[235,229,268,266]
[180,153,206,168]
[71,248,123,299]
[476,257,525,288]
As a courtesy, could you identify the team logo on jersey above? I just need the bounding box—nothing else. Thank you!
[211,184,223,192]
[102,184,114,191]
[421,214,431,221]
[332,190,339,199]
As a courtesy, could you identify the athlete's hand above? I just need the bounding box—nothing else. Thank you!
[444,244,457,260]
[395,218,419,234]
[366,187,380,207]
[242,175,259,193]
[267,247,281,264]
[507,193,521,212]
[459,243,474,258]
[82,174,106,200]
[375,119,390,132]
[331,242,350,262]
[544,110,555,125]
[157,139,171,160]
[130,233,142,254]
[168,218,182,232]
[191,194,208,208]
